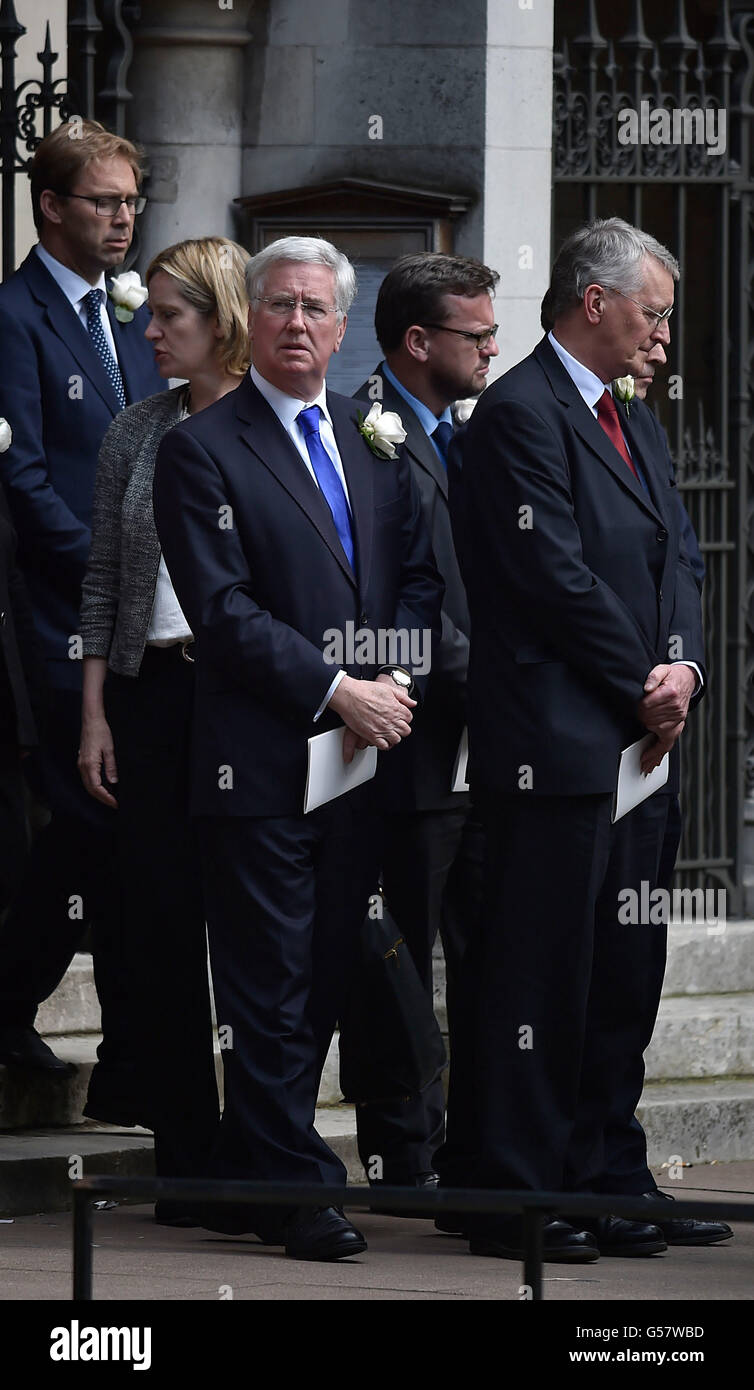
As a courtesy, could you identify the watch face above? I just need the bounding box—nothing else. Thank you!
[392,669,411,688]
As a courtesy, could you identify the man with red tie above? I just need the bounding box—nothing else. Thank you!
[445,218,728,1261]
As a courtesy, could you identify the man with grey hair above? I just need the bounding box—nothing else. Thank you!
[154,236,443,1261]
[443,217,724,1261]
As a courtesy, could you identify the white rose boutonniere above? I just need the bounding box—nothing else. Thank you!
[357,402,407,460]
[613,375,635,416]
[108,271,148,323]
[0,418,12,452]
[453,397,478,425]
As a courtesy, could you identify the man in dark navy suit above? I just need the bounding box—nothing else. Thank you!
[351,254,497,1202]
[445,217,728,1262]
[0,120,164,1100]
[154,236,443,1261]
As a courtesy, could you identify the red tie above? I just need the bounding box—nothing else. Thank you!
[596,389,638,480]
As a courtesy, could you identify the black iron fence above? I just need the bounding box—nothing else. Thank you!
[553,0,754,911]
[70,1173,754,1302]
[0,0,138,278]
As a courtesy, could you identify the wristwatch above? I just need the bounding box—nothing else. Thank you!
[378,665,415,697]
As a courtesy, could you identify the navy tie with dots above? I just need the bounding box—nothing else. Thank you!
[83,289,126,410]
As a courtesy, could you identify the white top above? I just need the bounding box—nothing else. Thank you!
[146,555,193,646]
[35,243,119,361]
[249,364,351,717]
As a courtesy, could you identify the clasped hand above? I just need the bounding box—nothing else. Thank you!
[637,663,696,773]
[328,673,416,764]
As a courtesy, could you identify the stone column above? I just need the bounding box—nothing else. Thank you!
[484,0,554,375]
[126,0,252,270]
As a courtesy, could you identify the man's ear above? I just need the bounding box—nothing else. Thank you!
[39,190,64,226]
[404,325,431,362]
[332,313,347,353]
[583,284,604,327]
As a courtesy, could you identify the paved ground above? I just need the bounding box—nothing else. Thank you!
[0,1161,751,1301]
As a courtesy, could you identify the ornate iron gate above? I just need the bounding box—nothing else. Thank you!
[0,0,139,279]
[553,0,754,913]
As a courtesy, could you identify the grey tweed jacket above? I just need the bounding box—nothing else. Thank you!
[80,384,188,676]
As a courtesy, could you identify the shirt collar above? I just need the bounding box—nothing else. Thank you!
[35,244,107,310]
[547,330,610,412]
[382,361,453,438]
[249,363,332,431]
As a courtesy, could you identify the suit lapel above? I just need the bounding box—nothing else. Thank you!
[235,378,357,588]
[379,374,449,499]
[21,252,123,415]
[535,337,663,524]
[620,407,669,518]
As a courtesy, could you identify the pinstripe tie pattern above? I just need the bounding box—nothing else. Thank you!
[83,289,126,410]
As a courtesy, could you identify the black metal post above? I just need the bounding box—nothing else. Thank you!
[67,0,100,120]
[522,1208,544,1302]
[72,1189,94,1301]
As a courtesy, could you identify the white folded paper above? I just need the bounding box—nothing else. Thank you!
[612,733,669,824]
[451,726,470,793]
[304,726,378,814]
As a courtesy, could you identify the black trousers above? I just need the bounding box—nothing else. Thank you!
[199,793,381,1194]
[439,791,669,1201]
[102,648,220,1178]
[352,804,485,1182]
[0,750,29,915]
[598,793,679,1194]
[0,687,127,1075]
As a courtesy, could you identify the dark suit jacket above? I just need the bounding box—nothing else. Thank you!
[354,366,470,811]
[0,250,165,688]
[455,336,704,799]
[153,374,444,818]
[0,481,46,749]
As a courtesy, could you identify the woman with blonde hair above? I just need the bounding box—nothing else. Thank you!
[78,236,250,1224]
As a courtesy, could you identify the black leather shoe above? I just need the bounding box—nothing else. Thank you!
[0,1025,75,1076]
[374,1171,440,1219]
[580,1214,667,1256]
[641,1190,733,1246]
[284,1206,367,1261]
[470,1217,600,1263]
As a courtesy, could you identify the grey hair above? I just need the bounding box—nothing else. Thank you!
[244,235,357,318]
[542,217,680,324]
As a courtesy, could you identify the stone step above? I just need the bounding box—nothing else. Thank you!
[35,954,100,1037]
[0,1127,155,1218]
[644,994,754,1081]
[2,1077,753,1216]
[638,1078,754,1166]
[0,1108,364,1218]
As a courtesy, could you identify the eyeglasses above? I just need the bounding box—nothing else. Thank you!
[422,322,499,350]
[54,192,146,216]
[613,290,673,329]
[253,295,337,322]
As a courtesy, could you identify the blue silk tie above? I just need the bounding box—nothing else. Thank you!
[83,289,126,410]
[297,405,355,571]
[432,419,454,467]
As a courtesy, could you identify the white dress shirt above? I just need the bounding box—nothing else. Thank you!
[35,243,119,362]
[249,365,350,717]
[548,331,702,692]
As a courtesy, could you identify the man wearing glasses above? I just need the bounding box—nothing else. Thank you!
[350,254,498,1208]
[154,236,442,1259]
[0,120,163,1104]
[446,217,721,1261]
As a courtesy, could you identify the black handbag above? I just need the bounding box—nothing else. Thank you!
[338,893,447,1105]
